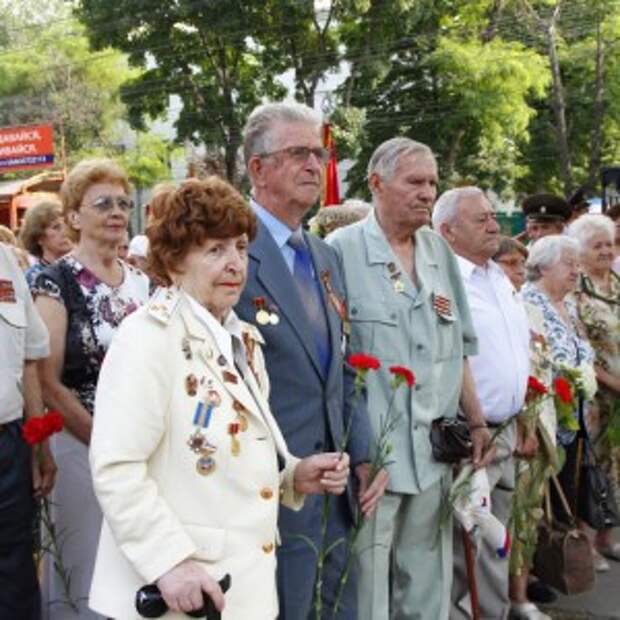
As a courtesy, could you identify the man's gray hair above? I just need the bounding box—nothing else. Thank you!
[367,137,434,186]
[242,102,321,165]
[525,234,579,282]
[432,187,486,230]
[567,214,615,252]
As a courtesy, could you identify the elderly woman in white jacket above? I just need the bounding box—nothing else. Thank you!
[88,178,349,620]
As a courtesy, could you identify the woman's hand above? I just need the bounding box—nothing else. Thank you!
[294,452,350,495]
[157,559,225,614]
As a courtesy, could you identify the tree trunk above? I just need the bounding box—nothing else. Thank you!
[587,21,605,189]
[445,128,465,180]
[224,133,240,185]
[481,0,506,42]
[546,18,573,194]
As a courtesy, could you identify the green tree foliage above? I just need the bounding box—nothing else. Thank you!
[119,133,177,191]
[257,0,341,107]
[0,0,131,168]
[339,0,550,197]
[492,0,620,194]
[77,0,286,184]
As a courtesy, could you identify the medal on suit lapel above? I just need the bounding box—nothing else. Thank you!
[185,374,198,396]
[320,269,349,335]
[181,337,192,360]
[253,296,271,325]
[222,370,238,384]
[232,399,249,432]
[268,305,280,325]
[228,422,241,456]
[196,454,217,476]
[253,296,280,326]
[386,263,405,294]
[188,400,218,475]
[432,292,454,321]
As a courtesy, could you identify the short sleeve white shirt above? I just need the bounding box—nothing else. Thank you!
[0,243,49,423]
[457,256,530,423]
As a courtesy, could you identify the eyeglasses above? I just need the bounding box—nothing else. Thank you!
[259,146,330,165]
[496,257,526,269]
[86,195,134,213]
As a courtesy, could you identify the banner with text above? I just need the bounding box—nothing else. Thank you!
[0,124,55,174]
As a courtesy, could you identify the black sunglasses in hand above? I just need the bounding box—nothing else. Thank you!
[136,574,231,619]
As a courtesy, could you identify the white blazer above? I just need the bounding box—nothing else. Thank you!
[89,287,303,620]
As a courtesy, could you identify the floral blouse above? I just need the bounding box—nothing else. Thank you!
[25,259,50,289]
[33,255,150,414]
[521,282,594,444]
[522,302,556,444]
[572,272,620,378]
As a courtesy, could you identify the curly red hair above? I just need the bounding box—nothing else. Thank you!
[147,177,256,286]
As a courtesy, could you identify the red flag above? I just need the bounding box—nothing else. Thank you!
[322,122,340,207]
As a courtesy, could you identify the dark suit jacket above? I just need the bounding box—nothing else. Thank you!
[236,219,370,537]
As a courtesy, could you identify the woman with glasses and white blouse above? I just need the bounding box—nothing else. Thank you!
[33,159,150,619]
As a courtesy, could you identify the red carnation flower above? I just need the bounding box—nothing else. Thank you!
[22,417,47,446]
[527,376,548,395]
[22,411,64,446]
[554,377,573,404]
[42,411,64,436]
[348,353,381,371]
[389,365,416,388]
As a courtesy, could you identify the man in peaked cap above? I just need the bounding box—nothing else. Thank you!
[567,186,591,224]
[521,193,572,243]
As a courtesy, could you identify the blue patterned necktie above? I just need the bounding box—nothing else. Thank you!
[287,230,331,376]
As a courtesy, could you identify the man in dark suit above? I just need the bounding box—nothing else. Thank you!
[236,102,385,619]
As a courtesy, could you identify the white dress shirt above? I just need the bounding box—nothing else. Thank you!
[457,256,530,423]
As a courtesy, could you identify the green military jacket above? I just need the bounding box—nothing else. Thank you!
[328,211,478,494]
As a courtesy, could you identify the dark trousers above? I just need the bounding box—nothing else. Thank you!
[0,421,40,620]
[277,493,357,620]
[551,437,579,524]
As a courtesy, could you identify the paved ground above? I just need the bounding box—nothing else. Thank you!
[541,558,620,619]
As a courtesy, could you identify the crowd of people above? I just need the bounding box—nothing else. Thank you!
[0,100,619,620]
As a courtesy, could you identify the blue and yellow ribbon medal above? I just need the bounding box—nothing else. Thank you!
[188,393,220,476]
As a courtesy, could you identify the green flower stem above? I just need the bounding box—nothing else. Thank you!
[338,372,367,459]
[39,493,79,613]
[314,370,366,619]
[331,384,404,618]
[313,493,331,620]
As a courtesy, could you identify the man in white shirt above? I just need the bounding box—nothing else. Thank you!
[433,188,530,620]
[0,242,55,620]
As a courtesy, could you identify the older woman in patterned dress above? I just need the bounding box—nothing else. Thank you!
[569,214,620,565]
[33,159,150,619]
[522,236,601,569]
